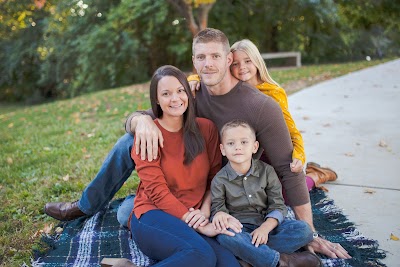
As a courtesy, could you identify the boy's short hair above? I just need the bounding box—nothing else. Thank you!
[192,28,230,55]
[220,119,256,140]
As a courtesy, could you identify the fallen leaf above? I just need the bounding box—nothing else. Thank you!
[31,223,54,238]
[364,188,376,194]
[379,140,388,148]
[87,133,95,138]
[82,147,87,153]
[6,157,13,165]
[390,233,399,241]
[344,152,354,157]
[84,154,91,159]
[43,147,51,151]
[62,174,70,181]
[8,123,14,128]
[43,223,54,234]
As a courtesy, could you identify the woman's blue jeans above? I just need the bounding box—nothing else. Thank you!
[216,220,313,267]
[77,133,136,215]
[130,210,240,267]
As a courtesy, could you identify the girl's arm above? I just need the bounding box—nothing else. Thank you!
[258,84,306,166]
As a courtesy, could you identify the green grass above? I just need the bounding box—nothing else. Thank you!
[0,58,393,266]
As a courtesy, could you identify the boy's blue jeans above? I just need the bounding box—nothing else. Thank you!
[130,210,240,267]
[216,220,313,267]
[77,133,136,215]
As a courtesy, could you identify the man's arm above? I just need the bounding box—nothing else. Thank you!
[125,111,163,161]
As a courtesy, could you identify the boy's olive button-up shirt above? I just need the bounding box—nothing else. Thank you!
[211,159,287,227]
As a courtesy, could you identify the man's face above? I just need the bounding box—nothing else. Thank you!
[192,42,232,87]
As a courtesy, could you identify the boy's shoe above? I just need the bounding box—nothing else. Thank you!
[101,258,138,267]
[279,251,322,267]
[306,162,338,187]
[44,201,86,221]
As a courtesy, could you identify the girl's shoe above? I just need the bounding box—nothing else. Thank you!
[306,162,338,190]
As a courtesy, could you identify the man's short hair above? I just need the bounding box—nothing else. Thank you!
[192,28,230,55]
[220,119,256,141]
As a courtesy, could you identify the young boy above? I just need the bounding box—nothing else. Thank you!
[211,119,322,267]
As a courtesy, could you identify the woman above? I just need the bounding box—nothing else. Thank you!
[108,65,242,267]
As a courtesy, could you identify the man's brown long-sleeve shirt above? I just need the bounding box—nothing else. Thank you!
[125,81,309,207]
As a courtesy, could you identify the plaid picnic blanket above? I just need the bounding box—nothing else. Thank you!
[31,189,386,267]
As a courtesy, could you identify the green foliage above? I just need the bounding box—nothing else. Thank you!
[0,0,399,102]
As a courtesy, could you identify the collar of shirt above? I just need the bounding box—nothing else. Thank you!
[225,159,261,181]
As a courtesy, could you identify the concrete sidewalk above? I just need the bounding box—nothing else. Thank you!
[288,59,400,266]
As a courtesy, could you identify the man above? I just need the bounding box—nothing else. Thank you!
[45,28,350,260]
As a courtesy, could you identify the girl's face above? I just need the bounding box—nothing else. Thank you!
[231,50,260,86]
[157,76,188,119]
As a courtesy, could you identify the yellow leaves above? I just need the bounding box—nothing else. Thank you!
[62,174,70,181]
[32,223,54,239]
[6,157,13,165]
[364,188,376,194]
[8,123,14,128]
[184,0,216,8]
[390,233,399,241]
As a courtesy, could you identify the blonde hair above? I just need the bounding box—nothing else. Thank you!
[230,39,279,86]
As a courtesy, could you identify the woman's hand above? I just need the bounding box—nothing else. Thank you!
[306,236,351,259]
[185,208,209,229]
[290,158,304,173]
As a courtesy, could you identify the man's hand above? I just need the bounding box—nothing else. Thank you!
[133,115,164,161]
[290,158,303,173]
[307,236,351,259]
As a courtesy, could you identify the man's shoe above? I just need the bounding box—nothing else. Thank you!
[44,201,86,221]
[306,162,338,187]
[101,258,138,267]
[279,251,322,267]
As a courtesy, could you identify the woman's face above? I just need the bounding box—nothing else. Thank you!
[231,50,259,86]
[157,76,188,119]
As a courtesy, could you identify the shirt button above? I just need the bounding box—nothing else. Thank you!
[249,194,252,198]
[244,177,247,180]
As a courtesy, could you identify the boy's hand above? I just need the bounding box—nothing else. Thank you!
[212,212,242,233]
[197,223,236,237]
[290,158,303,173]
[251,225,270,247]
[212,211,231,231]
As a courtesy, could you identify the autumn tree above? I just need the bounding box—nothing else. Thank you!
[167,0,216,36]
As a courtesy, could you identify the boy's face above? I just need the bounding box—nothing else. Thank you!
[220,126,259,166]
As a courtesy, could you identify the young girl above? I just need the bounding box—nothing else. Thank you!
[188,39,337,191]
